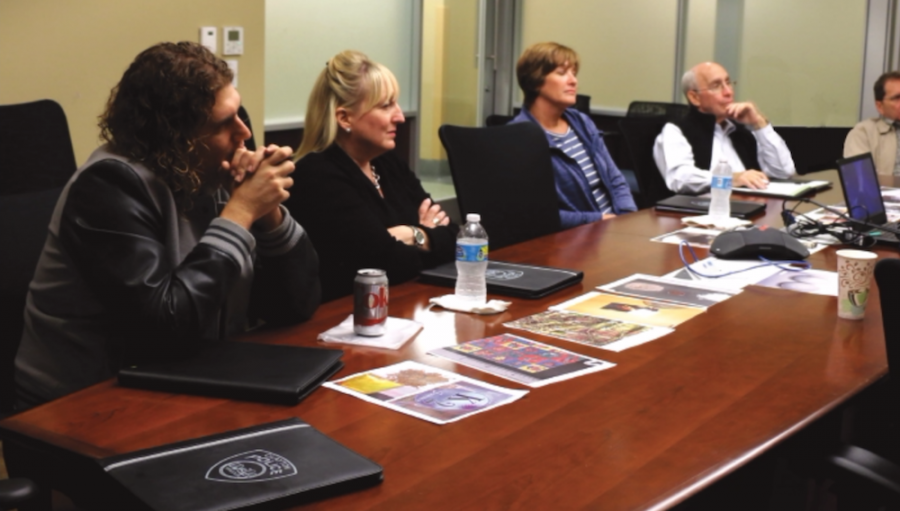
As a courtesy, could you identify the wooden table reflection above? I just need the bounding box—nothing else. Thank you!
[2,173,897,510]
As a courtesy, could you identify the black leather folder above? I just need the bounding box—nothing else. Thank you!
[118,342,343,405]
[99,418,383,511]
[418,260,583,299]
[655,195,766,219]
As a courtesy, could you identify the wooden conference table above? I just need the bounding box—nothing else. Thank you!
[2,174,898,511]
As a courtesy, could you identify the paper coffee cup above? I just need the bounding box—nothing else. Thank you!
[836,249,878,320]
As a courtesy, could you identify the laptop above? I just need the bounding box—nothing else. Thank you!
[835,152,900,246]
[655,195,766,219]
[418,260,583,299]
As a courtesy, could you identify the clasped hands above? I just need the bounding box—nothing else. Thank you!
[220,144,295,230]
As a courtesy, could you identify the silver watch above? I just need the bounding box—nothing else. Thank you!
[410,226,426,248]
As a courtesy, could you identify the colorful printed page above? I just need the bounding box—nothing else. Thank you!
[551,291,704,328]
[598,274,739,308]
[651,227,722,249]
[504,310,672,352]
[428,334,615,388]
[323,360,527,425]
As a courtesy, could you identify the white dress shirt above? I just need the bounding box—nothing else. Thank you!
[653,120,796,194]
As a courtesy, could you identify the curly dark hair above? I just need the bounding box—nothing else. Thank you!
[99,42,233,200]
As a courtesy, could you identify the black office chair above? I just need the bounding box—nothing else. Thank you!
[0,99,74,511]
[626,101,690,123]
[486,95,589,126]
[485,114,513,127]
[574,94,591,114]
[617,117,673,209]
[826,258,900,505]
[774,126,852,175]
[0,99,77,413]
[438,123,561,250]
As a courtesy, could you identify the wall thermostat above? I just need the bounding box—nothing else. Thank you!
[225,59,238,88]
[200,26,217,54]
[223,26,244,56]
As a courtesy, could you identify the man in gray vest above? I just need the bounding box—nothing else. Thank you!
[844,71,900,176]
[15,42,321,409]
[653,61,796,194]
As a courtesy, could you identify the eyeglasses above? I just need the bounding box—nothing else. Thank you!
[695,80,737,94]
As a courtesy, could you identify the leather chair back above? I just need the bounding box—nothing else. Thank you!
[438,122,561,250]
[0,99,77,412]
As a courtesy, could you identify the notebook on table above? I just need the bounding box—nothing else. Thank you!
[836,152,900,246]
[655,195,766,219]
[100,418,383,511]
[732,178,831,198]
[118,342,344,405]
[419,260,583,299]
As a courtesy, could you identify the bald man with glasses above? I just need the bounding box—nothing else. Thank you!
[653,62,796,194]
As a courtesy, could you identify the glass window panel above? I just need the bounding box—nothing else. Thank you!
[264,0,417,127]
[685,0,867,126]
[740,0,866,126]
[519,0,679,111]
[419,0,481,200]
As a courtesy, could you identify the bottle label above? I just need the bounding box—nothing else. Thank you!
[456,243,488,262]
[711,175,732,190]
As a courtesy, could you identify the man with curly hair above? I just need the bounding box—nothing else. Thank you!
[14,42,321,409]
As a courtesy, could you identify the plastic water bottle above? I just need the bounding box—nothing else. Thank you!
[709,160,733,220]
[455,213,488,304]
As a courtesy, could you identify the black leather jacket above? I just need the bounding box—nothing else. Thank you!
[16,149,321,407]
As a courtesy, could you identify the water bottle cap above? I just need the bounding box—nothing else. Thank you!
[466,213,481,223]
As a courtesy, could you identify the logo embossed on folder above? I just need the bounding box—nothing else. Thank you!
[486,269,524,281]
[206,450,298,483]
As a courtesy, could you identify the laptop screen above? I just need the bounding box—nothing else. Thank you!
[836,153,886,224]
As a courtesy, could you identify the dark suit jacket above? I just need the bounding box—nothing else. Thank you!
[285,144,458,302]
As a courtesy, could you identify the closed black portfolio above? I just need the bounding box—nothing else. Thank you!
[99,418,383,511]
[419,260,583,299]
[655,195,766,219]
[118,342,343,405]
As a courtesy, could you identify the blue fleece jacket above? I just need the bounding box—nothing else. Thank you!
[512,108,636,228]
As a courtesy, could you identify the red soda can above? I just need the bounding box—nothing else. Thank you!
[353,269,388,336]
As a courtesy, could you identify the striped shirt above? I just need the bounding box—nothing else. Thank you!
[546,128,612,215]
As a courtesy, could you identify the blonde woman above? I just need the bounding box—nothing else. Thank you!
[285,50,457,302]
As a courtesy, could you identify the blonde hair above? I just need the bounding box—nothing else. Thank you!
[516,42,580,107]
[296,50,400,159]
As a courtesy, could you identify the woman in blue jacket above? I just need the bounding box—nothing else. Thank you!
[511,42,636,229]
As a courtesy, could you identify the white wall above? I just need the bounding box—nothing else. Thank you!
[739,0,866,126]
[265,0,418,129]
[683,0,717,83]
[520,0,679,111]
[0,0,265,163]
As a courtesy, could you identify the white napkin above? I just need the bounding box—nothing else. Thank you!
[681,214,752,230]
[429,294,512,314]
[318,315,422,350]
